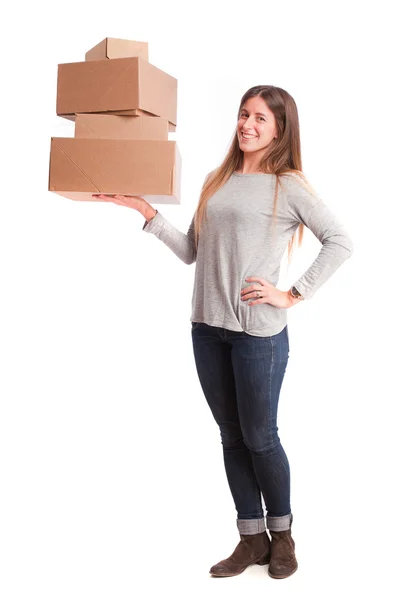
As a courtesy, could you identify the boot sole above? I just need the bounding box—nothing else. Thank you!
[210,554,270,577]
[268,564,298,579]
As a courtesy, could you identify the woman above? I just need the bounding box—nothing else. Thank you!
[95,85,353,579]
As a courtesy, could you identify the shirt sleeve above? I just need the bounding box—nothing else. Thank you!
[142,210,197,265]
[286,183,353,300]
[141,171,214,265]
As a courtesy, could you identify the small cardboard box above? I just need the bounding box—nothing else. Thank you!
[74,114,169,140]
[57,57,177,127]
[85,38,149,62]
[48,138,181,204]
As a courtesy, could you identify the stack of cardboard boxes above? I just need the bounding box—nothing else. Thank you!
[48,37,181,204]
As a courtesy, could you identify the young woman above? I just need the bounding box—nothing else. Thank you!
[95,85,353,579]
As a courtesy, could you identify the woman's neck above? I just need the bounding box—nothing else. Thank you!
[237,155,264,174]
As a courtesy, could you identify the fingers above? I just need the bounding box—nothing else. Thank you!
[91,194,146,209]
[241,286,264,300]
[91,194,126,203]
[114,194,145,201]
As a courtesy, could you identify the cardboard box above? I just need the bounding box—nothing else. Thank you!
[48,138,181,204]
[57,57,177,127]
[74,114,169,140]
[85,38,149,62]
[66,110,176,133]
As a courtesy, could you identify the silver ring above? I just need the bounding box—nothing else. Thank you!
[257,291,260,298]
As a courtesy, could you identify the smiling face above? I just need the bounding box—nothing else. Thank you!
[237,96,278,156]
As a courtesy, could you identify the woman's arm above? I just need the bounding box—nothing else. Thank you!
[142,210,197,265]
[286,185,353,300]
[143,206,158,223]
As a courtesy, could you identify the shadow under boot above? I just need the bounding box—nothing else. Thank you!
[209,531,270,577]
[268,517,298,579]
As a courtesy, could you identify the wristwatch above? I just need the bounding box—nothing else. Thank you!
[290,286,304,300]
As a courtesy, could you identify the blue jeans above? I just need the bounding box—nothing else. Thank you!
[191,322,292,534]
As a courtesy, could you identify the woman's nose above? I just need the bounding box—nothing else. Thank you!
[243,116,256,129]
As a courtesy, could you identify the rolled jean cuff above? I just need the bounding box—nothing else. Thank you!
[237,518,266,535]
[267,513,293,532]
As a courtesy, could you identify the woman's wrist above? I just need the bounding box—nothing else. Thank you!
[143,207,158,222]
[285,290,303,307]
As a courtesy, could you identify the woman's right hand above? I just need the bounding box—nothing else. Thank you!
[92,194,157,221]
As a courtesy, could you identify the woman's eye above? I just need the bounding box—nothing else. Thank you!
[240,114,265,121]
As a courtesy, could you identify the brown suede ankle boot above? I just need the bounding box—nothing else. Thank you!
[268,518,298,579]
[209,531,270,577]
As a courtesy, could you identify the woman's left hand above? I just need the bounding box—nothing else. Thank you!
[241,276,296,309]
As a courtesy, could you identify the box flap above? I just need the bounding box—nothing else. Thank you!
[49,139,101,192]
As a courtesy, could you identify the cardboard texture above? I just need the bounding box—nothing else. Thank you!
[48,138,181,204]
[65,111,176,133]
[85,38,149,62]
[74,114,169,140]
[57,57,177,127]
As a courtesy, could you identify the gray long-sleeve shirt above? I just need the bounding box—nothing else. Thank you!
[142,172,353,337]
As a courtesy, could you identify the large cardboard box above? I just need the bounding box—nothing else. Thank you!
[48,138,181,204]
[74,114,169,140]
[57,57,177,127]
[85,38,149,62]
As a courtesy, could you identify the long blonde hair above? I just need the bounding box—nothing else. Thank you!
[194,85,317,264]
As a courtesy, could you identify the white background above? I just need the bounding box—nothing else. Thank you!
[1,1,407,598]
